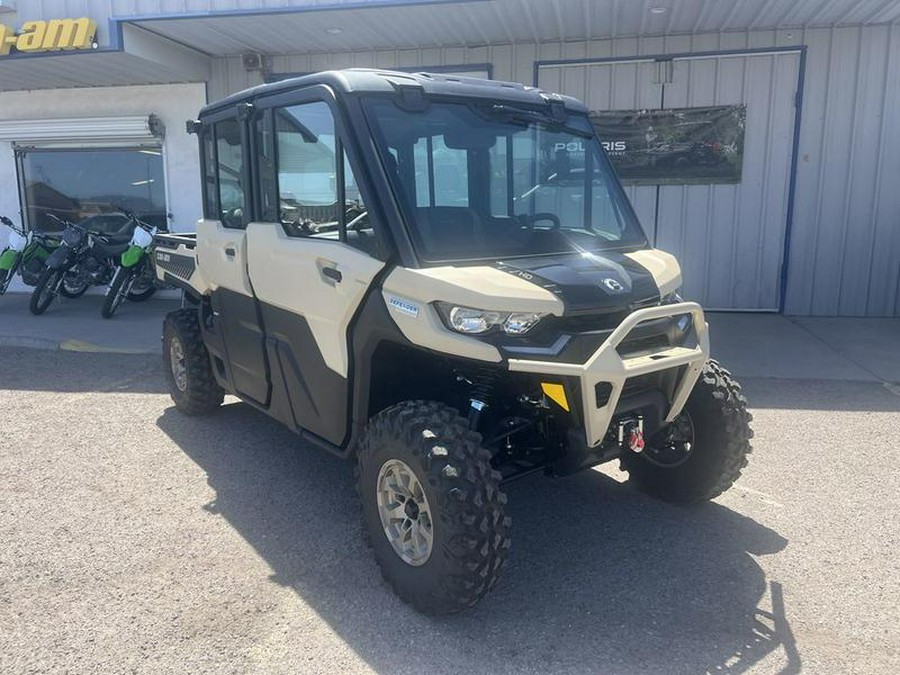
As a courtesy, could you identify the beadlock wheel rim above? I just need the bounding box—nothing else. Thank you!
[376,459,434,566]
[169,337,188,392]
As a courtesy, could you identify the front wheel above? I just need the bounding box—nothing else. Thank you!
[357,401,511,615]
[101,267,131,319]
[162,309,224,415]
[620,359,753,503]
[29,267,62,315]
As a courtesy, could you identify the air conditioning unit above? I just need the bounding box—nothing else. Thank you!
[242,52,265,72]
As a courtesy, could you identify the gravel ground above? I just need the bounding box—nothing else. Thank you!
[1,347,899,674]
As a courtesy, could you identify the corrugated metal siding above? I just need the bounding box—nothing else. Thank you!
[210,26,900,316]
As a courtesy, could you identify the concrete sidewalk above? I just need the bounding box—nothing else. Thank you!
[1,289,898,382]
[0,291,178,354]
[707,313,900,384]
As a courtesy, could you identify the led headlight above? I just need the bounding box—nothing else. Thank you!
[436,303,546,335]
[448,306,504,334]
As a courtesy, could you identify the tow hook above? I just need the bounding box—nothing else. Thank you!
[617,416,645,453]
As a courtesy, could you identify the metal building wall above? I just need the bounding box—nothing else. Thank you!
[210,25,900,317]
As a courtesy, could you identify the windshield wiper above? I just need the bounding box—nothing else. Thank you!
[484,104,594,138]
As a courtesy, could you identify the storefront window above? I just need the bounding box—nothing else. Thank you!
[18,148,167,234]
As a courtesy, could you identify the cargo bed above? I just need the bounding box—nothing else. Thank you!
[153,232,204,296]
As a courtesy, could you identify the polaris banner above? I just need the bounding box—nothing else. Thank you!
[591,105,746,186]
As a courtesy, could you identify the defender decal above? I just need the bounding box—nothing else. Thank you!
[388,296,420,318]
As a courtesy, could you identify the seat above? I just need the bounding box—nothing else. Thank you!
[91,238,131,258]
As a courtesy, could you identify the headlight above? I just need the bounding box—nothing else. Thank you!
[436,303,546,335]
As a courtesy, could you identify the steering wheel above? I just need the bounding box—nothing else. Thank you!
[519,212,561,231]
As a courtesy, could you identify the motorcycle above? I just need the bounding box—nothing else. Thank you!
[0,216,68,295]
[100,213,157,319]
[29,216,125,315]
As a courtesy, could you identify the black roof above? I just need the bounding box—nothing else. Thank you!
[199,68,588,117]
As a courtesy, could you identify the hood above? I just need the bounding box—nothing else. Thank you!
[494,251,661,314]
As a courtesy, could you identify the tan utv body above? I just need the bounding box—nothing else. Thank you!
[154,69,753,615]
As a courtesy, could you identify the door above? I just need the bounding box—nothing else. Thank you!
[197,114,270,404]
[245,98,385,444]
[538,50,802,310]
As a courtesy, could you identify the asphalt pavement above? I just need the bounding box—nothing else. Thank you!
[1,334,899,673]
[0,291,179,354]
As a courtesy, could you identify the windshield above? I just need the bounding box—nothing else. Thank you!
[362,98,647,262]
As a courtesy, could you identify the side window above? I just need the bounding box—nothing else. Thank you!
[272,101,376,255]
[202,130,218,220]
[214,118,245,229]
[275,102,338,237]
[256,112,278,223]
[344,153,371,236]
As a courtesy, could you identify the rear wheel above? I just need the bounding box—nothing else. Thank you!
[357,401,510,615]
[29,268,62,315]
[59,273,88,298]
[127,265,156,302]
[162,309,224,415]
[127,285,156,302]
[620,360,752,503]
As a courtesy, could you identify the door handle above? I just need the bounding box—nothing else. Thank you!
[224,246,236,258]
[322,266,342,283]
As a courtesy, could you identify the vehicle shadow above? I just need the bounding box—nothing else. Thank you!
[157,402,797,675]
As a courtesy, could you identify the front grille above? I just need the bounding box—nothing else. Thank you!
[556,296,660,335]
[621,373,661,397]
[556,312,626,333]
[616,333,670,357]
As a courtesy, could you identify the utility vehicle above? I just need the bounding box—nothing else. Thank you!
[155,69,752,615]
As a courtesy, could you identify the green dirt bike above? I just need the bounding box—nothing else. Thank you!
[0,215,71,295]
[100,213,157,319]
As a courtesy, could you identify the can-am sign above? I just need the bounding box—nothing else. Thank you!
[0,18,97,56]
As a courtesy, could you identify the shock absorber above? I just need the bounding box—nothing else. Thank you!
[467,366,496,430]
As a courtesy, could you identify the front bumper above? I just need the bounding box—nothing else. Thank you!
[507,302,709,447]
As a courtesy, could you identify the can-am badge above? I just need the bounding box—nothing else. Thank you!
[600,277,625,293]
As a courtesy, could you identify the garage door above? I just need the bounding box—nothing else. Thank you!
[538,50,801,311]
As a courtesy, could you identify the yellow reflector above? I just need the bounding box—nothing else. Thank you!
[541,382,570,412]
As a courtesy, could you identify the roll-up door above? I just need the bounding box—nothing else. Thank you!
[0,115,163,148]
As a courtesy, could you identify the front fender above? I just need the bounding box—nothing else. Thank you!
[0,249,19,271]
[121,244,146,268]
